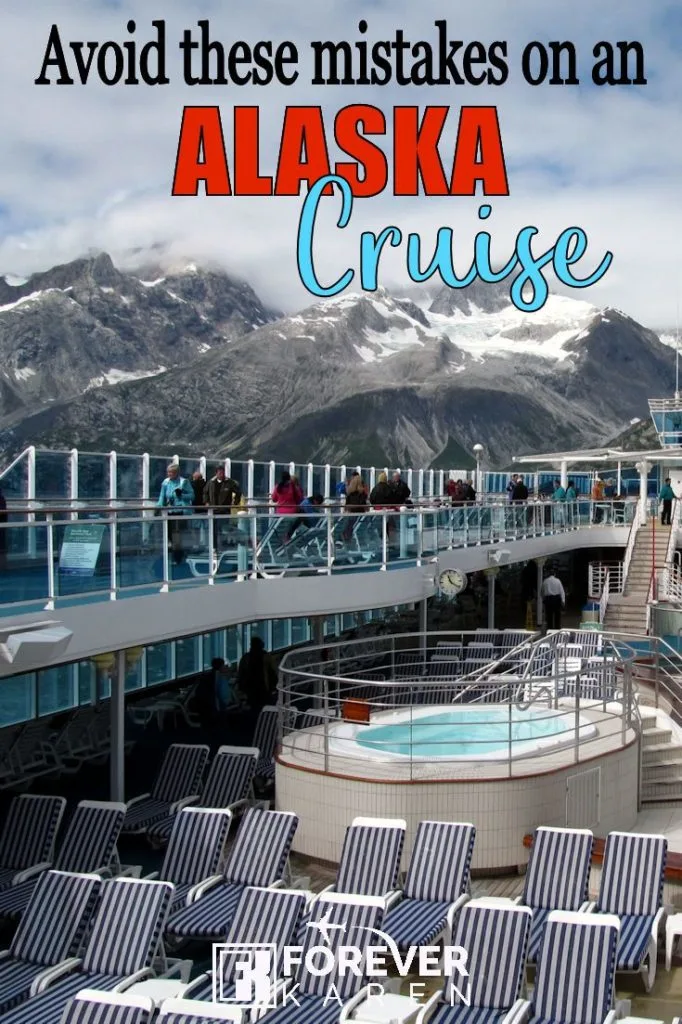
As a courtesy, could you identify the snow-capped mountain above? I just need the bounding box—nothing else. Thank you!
[0,256,675,467]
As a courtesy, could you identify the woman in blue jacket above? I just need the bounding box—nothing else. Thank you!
[156,464,194,563]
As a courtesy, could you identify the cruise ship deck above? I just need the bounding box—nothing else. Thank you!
[2,441,682,1023]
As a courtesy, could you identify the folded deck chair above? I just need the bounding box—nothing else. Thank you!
[521,910,621,1024]
[165,808,298,942]
[148,808,232,913]
[147,748,258,845]
[122,743,210,835]
[160,892,385,1024]
[0,870,102,1014]
[252,708,279,779]
[59,990,154,1024]
[588,830,667,992]
[0,795,66,893]
[0,877,175,1024]
[0,800,126,921]
[382,820,475,948]
[182,885,309,1002]
[416,899,532,1024]
[518,826,594,962]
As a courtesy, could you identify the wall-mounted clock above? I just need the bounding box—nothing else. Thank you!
[439,568,468,598]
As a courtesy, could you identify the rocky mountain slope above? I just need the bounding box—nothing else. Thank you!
[0,253,279,427]
[0,258,675,468]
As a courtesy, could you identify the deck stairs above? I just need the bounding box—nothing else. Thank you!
[640,704,682,803]
[603,522,671,634]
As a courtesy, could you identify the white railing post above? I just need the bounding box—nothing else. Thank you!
[324,464,331,500]
[160,514,170,593]
[45,513,55,611]
[417,469,424,499]
[381,512,388,570]
[248,460,255,504]
[26,446,37,559]
[69,448,78,520]
[109,451,117,505]
[369,467,376,490]
[109,512,117,601]
[199,455,207,480]
[307,463,314,495]
[224,457,231,478]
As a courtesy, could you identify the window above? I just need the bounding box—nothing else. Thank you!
[203,631,225,668]
[0,673,35,725]
[176,636,200,678]
[78,662,96,705]
[38,665,76,715]
[146,643,173,686]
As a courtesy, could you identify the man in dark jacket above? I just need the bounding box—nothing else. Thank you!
[205,465,242,549]
[512,477,529,502]
[390,472,411,505]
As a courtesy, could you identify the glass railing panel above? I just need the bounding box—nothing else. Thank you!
[116,455,143,501]
[0,452,28,501]
[35,450,71,503]
[252,462,270,502]
[78,453,109,502]
[149,457,171,503]
[312,467,325,498]
[1,522,48,605]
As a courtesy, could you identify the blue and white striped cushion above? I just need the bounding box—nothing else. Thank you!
[404,822,475,902]
[55,803,125,875]
[527,908,551,963]
[448,904,530,1009]
[597,833,666,916]
[382,897,451,947]
[81,879,173,977]
[10,871,102,967]
[218,887,307,988]
[430,1007,510,1024]
[151,745,209,805]
[0,972,121,1024]
[160,809,231,887]
[61,995,152,1024]
[122,799,172,833]
[0,960,46,1014]
[224,810,297,887]
[165,882,244,939]
[252,709,279,762]
[164,996,340,1024]
[614,914,656,971]
[532,916,618,1024]
[0,868,16,892]
[298,899,384,1000]
[335,823,404,896]
[0,795,65,872]
[523,828,593,912]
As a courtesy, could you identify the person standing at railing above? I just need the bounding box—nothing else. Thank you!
[156,464,194,565]
[565,480,577,526]
[541,570,566,631]
[591,478,605,523]
[660,478,676,526]
[205,464,242,551]
[552,480,566,529]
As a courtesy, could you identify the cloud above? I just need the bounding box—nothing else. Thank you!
[0,0,678,325]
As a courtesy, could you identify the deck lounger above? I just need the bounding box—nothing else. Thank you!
[149,808,232,913]
[147,748,258,844]
[160,893,385,1024]
[382,821,475,948]
[415,899,532,1024]
[122,744,210,834]
[589,831,667,991]
[59,990,154,1024]
[0,877,175,1024]
[0,871,102,1014]
[252,709,279,779]
[165,809,298,942]
[0,801,126,921]
[182,886,309,1002]
[0,795,66,893]
[518,826,594,962]
[519,910,621,1024]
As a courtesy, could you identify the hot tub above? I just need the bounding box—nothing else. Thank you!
[328,704,598,762]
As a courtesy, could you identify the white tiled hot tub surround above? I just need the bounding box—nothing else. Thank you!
[276,740,639,873]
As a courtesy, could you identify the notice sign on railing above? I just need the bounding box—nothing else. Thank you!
[59,523,106,576]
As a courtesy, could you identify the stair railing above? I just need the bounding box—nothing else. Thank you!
[622,500,643,588]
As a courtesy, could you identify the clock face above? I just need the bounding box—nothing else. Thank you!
[439,568,467,597]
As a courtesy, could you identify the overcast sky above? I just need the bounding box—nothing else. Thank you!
[0,0,679,325]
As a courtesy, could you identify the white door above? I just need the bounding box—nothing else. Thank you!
[667,469,682,496]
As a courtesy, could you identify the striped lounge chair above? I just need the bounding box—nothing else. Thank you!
[518,826,594,962]
[164,809,298,942]
[589,831,667,991]
[159,893,385,1024]
[146,747,258,845]
[0,800,126,921]
[0,870,102,1014]
[0,877,175,1024]
[60,990,154,1024]
[148,808,232,913]
[252,708,279,780]
[182,885,309,1003]
[122,744,209,835]
[382,821,475,948]
[415,899,532,1024]
[524,910,621,1024]
[0,795,65,892]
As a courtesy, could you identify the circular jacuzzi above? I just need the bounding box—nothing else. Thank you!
[329,705,598,762]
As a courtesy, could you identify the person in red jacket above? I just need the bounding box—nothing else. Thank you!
[272,471,303,514]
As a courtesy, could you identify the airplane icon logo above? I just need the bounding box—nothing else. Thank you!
[306,909,347,945]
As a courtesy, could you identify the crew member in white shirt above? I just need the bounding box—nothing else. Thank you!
[541,570,565,630]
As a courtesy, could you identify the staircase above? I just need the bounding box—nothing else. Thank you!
[641,707,682,803]
[603,521,671,634]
